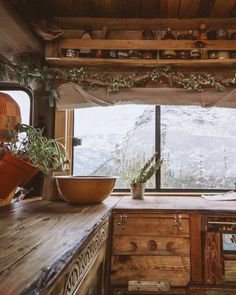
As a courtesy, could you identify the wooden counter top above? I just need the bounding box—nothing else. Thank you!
[0,197,120,295]
[114,196,236,213]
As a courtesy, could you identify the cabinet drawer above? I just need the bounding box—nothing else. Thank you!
[225,260,236,282]
[113,213,189,237]
[112,236,190,256]
[110,255,190,286]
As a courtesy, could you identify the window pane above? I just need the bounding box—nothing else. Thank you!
[161,106,236,189]
[1,90,30,124]
[73,105,155,188]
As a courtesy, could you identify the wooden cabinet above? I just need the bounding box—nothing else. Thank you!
[110,212,190,294]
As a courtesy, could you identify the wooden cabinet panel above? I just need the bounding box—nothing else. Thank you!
[225,260,236,282]
[110,255,190,286]
[204,232,224,285]
[112,236,190,256]
[113,214,190,237]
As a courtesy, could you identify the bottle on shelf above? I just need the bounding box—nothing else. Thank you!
[141,29,156,59]
[79,26,94,58]
[94,26,108,58]
[161,28,176,59]
[198,23,208,40]
[198,24,208,59]
[108,50,117,58]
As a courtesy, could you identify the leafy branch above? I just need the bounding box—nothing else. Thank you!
[1,57,236,107]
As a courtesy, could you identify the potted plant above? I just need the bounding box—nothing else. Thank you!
[0,123,66,203]
[120,152,162,200]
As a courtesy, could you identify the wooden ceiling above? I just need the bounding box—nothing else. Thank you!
[10,0,236,19]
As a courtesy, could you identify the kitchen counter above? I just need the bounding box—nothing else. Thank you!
[114,195,236,213]
[0,197,120,295]
[1,195,236,295]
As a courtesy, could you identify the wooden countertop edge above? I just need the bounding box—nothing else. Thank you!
[13,197,122,295]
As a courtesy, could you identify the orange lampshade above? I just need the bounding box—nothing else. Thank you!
[0,92,21,141]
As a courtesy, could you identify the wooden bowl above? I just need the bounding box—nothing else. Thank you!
[55,176,117,204]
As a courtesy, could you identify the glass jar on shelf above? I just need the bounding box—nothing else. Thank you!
[64,49,77,58]
[161,28,176,59]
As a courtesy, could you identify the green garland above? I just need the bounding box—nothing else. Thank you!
[1,57,236,107]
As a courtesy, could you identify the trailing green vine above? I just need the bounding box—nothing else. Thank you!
[1,56,236,107]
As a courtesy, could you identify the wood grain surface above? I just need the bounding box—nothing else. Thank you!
[113,196,236,213]
[0,197,120,295]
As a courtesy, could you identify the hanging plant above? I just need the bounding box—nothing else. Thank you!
[1,57,236,107]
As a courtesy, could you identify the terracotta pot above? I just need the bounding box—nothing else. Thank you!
[0,151,38,201]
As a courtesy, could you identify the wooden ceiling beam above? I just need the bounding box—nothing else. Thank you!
[54,17,236,30]
[0,0,42,60]
[210,0,236,17]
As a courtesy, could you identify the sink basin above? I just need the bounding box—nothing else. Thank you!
[55,176,117,204]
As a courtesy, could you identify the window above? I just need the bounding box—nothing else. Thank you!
[73,105,236,191]
[0,89,31,125]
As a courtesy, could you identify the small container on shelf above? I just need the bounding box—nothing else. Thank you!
[208,51,218,59]
[200,49,208,59]
[117,50,129,59]
[128,50,142,59]
[108,50,117,58]
[216,28,228,40]
[198,23,208,40]
[161,28,176,59]
[218,51,230,59]
[190,49,201,59]
[64,49,77,58]
[141,29,156,59]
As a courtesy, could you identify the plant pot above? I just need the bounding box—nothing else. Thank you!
[130,182,146,200]
[0,151,38,202]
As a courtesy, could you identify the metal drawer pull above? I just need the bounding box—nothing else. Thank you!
[117,214,127,230]
[172,214,183,231]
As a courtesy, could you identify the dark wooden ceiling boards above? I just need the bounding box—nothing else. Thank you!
[10,0,236,19]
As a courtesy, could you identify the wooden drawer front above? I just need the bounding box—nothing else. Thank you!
[110,255,190,286]
[113,214,189,237]
[225,260,236,282]
[112,236,190,256]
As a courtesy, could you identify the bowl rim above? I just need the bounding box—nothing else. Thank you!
[53,175,118,180]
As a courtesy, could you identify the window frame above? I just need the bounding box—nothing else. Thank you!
[73,105,234,193]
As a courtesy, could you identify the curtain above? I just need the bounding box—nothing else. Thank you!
[57,82,236,110]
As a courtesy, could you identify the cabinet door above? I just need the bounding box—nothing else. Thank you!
[111,213,190,289]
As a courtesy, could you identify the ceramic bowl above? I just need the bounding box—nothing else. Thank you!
[55,176,117,204]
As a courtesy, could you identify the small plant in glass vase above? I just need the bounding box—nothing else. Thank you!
[0,123,66,204]
[120,152,162,200]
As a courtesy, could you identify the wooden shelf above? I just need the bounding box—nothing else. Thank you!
[59,39,236,50]
[46,57,236,68]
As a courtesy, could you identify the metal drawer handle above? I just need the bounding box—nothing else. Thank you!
[172,214,183,231]
[117,214,127,230]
